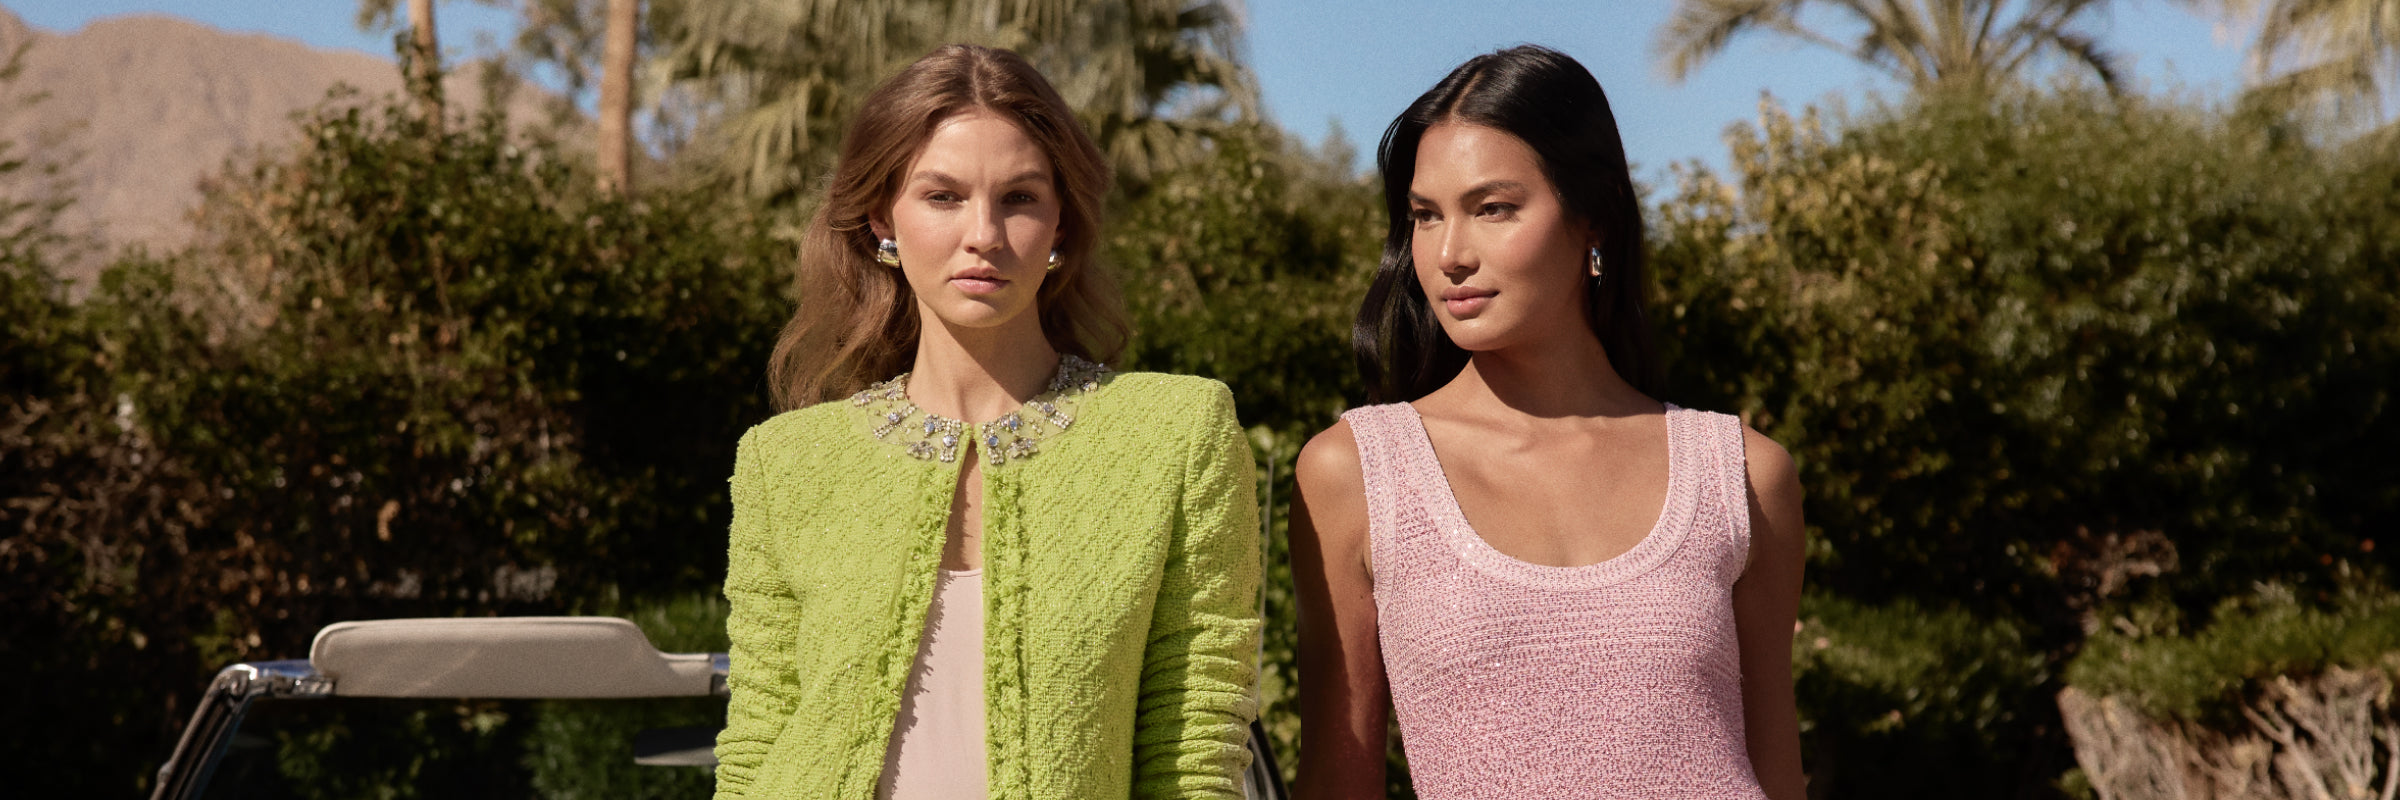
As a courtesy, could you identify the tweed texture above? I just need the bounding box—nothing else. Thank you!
[714,372,1262,800]
[1344,402,1767,799]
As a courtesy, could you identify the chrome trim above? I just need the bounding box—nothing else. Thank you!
[150,660,328,800]
[708,652,730,697]
[631,726,721,767]
[1244,718,1289,800]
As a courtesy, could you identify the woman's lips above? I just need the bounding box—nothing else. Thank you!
[950,269,1008,295]
[1440,286,1495,316]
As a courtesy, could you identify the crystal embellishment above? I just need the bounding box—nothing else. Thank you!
[849,355,1110,466]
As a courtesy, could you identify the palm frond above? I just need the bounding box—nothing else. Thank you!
[2235,0,2398,122]
[1659,0,2126,93]
[1655,0,1828,83]
[644,0,1259,199]
[2011,22,2124,92]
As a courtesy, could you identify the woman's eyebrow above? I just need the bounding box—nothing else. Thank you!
[1461,180,1529,203]
[1408,180,1531,207]
[906,169,1051,186]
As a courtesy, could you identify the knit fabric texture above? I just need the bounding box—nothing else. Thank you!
[715,372,1262,800]
[1343,402,1767,799]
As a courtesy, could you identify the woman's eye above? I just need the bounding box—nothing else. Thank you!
[1477,203,1517,220]
[926,191,960,204]
[1409,208,1438,225]
[1005,191,1037,204]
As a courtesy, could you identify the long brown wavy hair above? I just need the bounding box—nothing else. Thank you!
[768,44,1128,410]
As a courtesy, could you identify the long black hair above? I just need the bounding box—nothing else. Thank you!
[1355,44,1659,404]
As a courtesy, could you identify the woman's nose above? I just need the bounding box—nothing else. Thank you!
[962,200,1007,254]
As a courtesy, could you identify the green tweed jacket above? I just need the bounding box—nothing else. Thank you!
[712,371,1262,799]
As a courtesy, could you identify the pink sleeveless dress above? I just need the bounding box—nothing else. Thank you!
[1342,402,1767,799]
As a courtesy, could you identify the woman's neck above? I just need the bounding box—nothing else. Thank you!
[1430,329,1651,422]
[906,311,1061,423]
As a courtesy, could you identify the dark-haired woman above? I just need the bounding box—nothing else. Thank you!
[1290,45,1805,799]
[713,44,1261,799]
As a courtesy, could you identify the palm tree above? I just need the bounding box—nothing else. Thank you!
[2199,0,2399,122]
[358,0,447,124]
[1655,0,2125,94]
[597,0,639,196]
[1010,0,1258,186]
[647,0,1257,202]
[503,0,655,170]
[367,1,649,161]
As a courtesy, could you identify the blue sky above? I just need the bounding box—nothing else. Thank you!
[7,0,2250,180]
[1249,0,2248,179]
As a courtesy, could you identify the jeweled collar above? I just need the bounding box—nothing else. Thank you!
[849,355,1111,466]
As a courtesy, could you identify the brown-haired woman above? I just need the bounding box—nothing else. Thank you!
[714,44,1264,800]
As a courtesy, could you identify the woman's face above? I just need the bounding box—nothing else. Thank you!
[875,109,1063,334]
[1407,121,1594,353]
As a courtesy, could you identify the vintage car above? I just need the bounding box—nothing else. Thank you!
[152,617,1287,799]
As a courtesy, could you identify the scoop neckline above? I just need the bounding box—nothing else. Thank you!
[1395,402,1694,591]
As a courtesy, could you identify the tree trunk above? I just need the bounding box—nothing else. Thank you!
[598,0,638,197]
[407,0,442,126]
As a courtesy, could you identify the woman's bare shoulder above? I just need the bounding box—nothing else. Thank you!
[1297,417,1365,507]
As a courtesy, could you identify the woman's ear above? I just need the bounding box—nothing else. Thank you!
[868,214,892,242]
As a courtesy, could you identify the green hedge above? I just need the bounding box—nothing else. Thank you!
[2070,585,2400,724]
[1649,86,2400,797]
[2,99,786,796]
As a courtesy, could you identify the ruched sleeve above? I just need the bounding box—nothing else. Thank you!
[1131,382,1263,798]
[713,426,801,799]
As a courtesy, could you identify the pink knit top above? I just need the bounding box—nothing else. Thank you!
[1343,402,1766,799]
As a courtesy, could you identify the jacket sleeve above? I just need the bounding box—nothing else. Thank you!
[1132,382,1265,798]
[714,426,801,799]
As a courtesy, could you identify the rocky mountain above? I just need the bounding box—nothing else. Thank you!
[0,5,553,287]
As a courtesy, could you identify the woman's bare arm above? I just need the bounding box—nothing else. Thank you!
[1291,419,1390,798]
[1733,426,1807,800]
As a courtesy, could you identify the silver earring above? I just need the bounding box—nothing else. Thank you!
[1588,246,1604,282]
[875,238,901,267]
[1046,248,1061,272]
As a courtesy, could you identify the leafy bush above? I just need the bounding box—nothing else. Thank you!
[1792,593,2057,795]
[2059,584,2400,800]
[2071,583,2400,724]
[1650,86,2400,796]
[1,96,786,796]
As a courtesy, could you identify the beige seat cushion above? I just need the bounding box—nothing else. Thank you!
[310,617,715,698]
